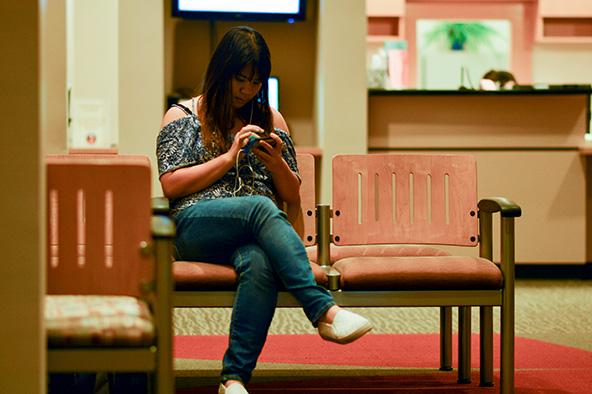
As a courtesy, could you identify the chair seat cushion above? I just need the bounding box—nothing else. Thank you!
[306,244,451,264]
[332,256,503,290]
[174,260,329,290]
[45,295,154,347]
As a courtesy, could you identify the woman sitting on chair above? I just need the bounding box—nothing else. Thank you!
[156,25,372,394]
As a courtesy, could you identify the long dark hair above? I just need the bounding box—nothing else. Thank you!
[200,26,273,153]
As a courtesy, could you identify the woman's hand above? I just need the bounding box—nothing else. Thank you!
[253,132,301,204]
[226,124,265,160]
[252,132,284,170]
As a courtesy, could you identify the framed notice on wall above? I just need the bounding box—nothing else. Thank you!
[69,98,114,149]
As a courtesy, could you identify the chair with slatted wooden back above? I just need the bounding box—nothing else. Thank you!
[316,154,520,393]
[45,155,175,394]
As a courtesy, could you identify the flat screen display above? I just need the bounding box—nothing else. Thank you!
[173,0,306,22]
[268,76,279,111]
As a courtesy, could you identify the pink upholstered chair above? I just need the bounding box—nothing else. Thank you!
[316,154,520,393]
[45,155,175,394]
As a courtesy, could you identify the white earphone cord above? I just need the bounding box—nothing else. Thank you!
[233,100,256,195]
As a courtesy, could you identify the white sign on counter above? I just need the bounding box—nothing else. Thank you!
[69,98,112,148]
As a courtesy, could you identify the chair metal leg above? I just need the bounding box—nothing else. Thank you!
[153,233,175,394]
[501,303,515,394]
[156,348,173,394]
[480,306,494,387]
[501,218,516,394]
[458,306,471,384]
[439,306,452,371]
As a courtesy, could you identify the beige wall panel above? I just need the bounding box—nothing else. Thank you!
[118,0,165,196]
[369,94,589,149]
[539,0,592,17]
[316,0,368,203]
[533,44,592,86]
[0,1,44,393]
[42,0,67,154]
[69,0,119,148]
[163,0,179,98]
[378,150,587,264]
[367,0,405,16]
[169,20,211,96]
[475,150,586,264]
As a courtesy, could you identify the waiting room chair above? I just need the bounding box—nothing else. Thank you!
[316,154,520,393]
[45,155,175,394]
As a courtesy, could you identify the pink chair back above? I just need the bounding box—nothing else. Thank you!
[296,153,316,246]
[46,155,153,297]
[332,154,478,246]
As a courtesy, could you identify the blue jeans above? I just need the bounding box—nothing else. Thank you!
[175,196,335,384]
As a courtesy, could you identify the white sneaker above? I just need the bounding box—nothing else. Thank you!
[218,383,249,394]
[318,309,373,344]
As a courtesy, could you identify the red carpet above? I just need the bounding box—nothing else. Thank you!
[175,334,592,393]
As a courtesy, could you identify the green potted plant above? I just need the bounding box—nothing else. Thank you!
[423,22,500,51]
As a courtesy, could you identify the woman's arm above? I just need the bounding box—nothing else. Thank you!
[285,198,305,239]
[272,109,305,237]
[254,108,304,237]
[160,153,235,200]
[253,108,301,204]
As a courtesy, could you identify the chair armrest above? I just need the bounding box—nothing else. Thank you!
[152,215,175,239]
[478,197,521,218]
[150,213,174,373]
[152,196,170,216]
[478,196,519,293]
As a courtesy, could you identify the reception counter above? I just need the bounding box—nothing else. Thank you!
[368,88,592,265]
[369,88,591,149]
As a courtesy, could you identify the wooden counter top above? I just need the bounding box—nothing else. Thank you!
[369,87,592,97]
[578,144,592,156]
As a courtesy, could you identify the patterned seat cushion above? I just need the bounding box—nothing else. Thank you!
[45,295,154,347]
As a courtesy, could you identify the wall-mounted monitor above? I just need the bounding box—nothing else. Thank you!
[268,76,279,111]
[172,0,306,23]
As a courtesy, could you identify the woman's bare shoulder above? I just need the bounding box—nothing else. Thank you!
[271,107,290,135]
[160,98,195,129]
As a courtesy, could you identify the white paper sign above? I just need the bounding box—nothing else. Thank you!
[70,98,111,148]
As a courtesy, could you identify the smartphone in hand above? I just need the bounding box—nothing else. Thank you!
[242,132,277,154]
[257,136,277,147]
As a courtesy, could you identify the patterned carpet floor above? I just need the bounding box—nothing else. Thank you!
[174,280,592,350]
[173,279,592,392]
